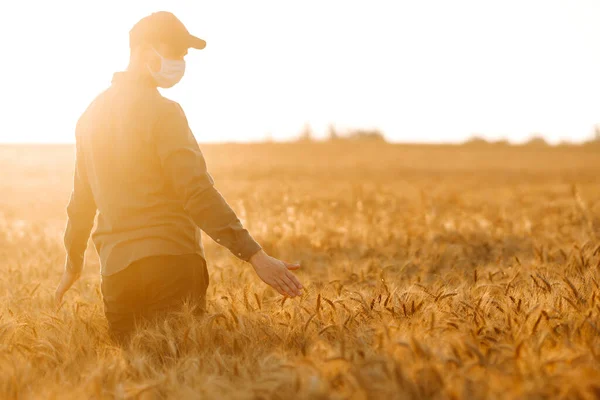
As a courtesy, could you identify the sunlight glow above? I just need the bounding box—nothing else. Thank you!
[1,0,600,144]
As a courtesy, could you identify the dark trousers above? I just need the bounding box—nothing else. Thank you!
[101,253,209,344]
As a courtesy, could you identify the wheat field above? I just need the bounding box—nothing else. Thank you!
[1,142,599,399]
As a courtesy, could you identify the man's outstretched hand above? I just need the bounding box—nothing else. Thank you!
[54,269,80,307]
[249,250,303,297]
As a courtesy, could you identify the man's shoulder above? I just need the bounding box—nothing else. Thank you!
[155,95,188,120]
[75,88,112,131]
[156,95,184,112]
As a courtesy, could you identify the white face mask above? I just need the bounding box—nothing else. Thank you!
[147,48,186,88]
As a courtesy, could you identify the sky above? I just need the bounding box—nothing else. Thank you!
[1,0,600,144]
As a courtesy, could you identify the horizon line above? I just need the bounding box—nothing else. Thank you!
[0,139,595,147]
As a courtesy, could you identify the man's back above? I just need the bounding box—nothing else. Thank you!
[72,72,203,276]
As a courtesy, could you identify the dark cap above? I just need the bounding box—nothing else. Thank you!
[129,11,206,50]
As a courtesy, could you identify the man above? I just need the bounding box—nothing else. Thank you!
[54,11,303,342]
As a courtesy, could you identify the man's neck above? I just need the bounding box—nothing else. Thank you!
[122,60,157,88]
[127,59,146,75]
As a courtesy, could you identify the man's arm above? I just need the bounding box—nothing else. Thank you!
[55,140,97,304]
[156,101,261,261]
[155,101,302,297]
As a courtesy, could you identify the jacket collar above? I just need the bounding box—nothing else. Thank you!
[111,71,157,90]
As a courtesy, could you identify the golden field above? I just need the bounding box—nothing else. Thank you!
[0,142,599,399]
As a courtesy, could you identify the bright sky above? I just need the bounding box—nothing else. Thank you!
[1,0,600,144]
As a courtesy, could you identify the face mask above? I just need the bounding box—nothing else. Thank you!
[147,48,186,88]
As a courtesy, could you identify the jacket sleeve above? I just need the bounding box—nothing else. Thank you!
[154,101,262,261]
[64,139,97,274]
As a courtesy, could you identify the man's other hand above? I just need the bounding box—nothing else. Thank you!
[249,250,303,297]
[54,270,81,307]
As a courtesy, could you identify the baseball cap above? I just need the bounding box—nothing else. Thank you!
[129,11,206,50]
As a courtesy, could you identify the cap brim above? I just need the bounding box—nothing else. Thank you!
[188,35,206,50]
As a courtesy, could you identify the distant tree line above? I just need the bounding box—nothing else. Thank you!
[464,135,549,147]
[297,124,386,143]
[292,123,600,146]
[465,126,600,148]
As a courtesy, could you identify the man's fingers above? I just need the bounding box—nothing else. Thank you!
[278,278,297,298]
[283,270,302,292]
[285,270,303,291]
[277,277,297,298]
[276,287,288,297]
[284,261,301,270]
[270,280,287,297]
[271,284,285,297]
[281,273,301,296]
